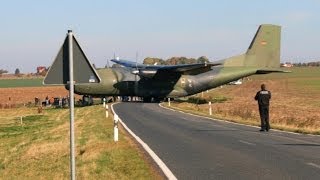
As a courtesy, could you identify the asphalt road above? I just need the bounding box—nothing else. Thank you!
[113,103,320,180]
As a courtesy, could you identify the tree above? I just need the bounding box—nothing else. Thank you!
[197,56,210,63]
[166,57,197,65]
[143,57,165,65]
[15,68,20,75]
[0,69,8,74]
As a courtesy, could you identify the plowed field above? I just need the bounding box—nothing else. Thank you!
[0,86,81,106]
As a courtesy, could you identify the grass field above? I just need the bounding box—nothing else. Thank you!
[0,105,162,179]
[0,78,43,88]
[165,67,320,134]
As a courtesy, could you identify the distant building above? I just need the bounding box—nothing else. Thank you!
[281,63,293,68]
[37,66,47,74]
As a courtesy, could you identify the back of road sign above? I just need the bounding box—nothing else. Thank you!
[43,35,100,85]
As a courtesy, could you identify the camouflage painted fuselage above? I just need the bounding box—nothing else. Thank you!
[74,66,257,98]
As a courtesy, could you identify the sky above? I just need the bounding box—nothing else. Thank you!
[1,0,320,73]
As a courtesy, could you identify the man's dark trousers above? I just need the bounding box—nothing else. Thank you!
[259,106,270,131]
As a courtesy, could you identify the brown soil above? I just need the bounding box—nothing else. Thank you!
[0,86,81,106]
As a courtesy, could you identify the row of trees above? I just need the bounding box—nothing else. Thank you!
[289,61,320,67]
[0,68,20,76]
[0,67,49,77]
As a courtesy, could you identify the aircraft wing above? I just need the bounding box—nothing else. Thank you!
[111,59,221,77]
[154,63,221,72]
[111,59,147,68]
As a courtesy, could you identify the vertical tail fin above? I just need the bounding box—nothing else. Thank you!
[222,24,281,68]
[245,24,281,68]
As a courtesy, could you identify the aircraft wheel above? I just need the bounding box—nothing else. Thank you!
[143,97,151,103]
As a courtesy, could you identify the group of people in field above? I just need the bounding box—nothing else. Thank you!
[34,95,69,108]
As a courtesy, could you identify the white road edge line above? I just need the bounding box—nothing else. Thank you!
[239,140,256,146]
[159,103,320,137]
[111,103,177,180]
[306,162,320,169]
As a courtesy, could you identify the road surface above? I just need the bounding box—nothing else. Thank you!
[113,103,320,180]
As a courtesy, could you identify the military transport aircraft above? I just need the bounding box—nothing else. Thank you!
[45,24,285,102]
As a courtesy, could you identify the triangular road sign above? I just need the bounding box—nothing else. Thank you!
[44,34,101,85]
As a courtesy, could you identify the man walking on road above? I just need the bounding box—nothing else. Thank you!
[255,84,271,132]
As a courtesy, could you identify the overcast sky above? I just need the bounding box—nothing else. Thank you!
[1,0,319,73]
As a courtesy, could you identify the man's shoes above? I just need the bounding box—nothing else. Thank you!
[259,129,265,132]
[266,129,269,132]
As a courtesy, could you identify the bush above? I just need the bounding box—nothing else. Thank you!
[209,96,229,103]
[187,97,208,104]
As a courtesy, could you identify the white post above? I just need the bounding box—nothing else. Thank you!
[105,104,109,118]
[20,116,23,125]
[209,101,212,116]
[68,30,76,180]
[103,98,106,107]
[168,98,171,107]
[114,114,119,142]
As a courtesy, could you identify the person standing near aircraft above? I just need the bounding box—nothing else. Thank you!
[255,84,271,132]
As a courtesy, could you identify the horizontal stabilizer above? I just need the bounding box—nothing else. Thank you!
[256,69,291,74]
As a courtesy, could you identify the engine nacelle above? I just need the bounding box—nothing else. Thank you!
[131,69,157,78]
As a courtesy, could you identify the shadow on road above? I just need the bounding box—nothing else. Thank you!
[195,129,238,132]
[280,143,320,147]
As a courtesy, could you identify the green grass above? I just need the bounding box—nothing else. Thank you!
[0,78,43,88]
[0,105,161,179]
[0,115,50,138]
[252,67,320,91]
[253,67,320,79]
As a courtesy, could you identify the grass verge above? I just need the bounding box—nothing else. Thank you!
[0,105,163,179]
[162,102,320,135]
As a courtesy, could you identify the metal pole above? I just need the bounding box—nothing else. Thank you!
[68,30,76,180]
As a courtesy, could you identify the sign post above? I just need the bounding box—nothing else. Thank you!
[68,30,76,180]
[43,30,101,180]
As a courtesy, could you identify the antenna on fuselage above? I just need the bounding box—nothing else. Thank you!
[106,59,110,68]
[134,51,139,99]
[135,52,139,69]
